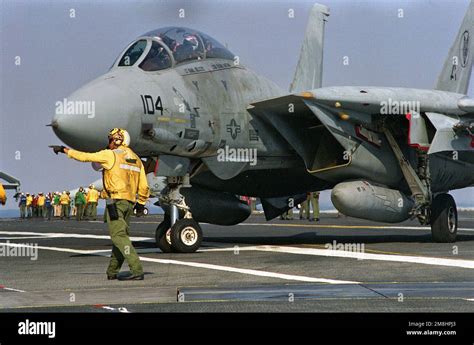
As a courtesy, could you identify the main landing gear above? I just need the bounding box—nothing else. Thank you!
[430,193,457,243]
[155,176,203,253]
[384,129,457,243]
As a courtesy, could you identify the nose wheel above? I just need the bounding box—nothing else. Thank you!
[156,215,174,253]
[155,216,203,253]
[134,206,149,216]
[155,175,203,253]
[170,218,203,253]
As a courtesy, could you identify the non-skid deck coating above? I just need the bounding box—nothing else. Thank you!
[1,212,473,312]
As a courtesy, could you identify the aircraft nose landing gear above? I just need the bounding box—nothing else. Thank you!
[156,215,174,253]
[155,175,203,253]
[170,218,203,253]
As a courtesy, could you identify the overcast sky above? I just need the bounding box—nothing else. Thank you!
[1,0,473,209]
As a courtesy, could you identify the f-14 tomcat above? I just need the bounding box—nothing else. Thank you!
[51,2,474,253]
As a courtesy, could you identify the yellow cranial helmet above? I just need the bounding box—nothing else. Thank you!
[108,128,130,146]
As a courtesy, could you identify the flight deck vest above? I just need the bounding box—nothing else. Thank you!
[87,189,99,203]
[102,147,142,203]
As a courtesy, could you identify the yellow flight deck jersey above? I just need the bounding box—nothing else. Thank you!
[26,196,33,206]
[67,145,149,204]
[0,184,6,205]
[37,195,45,206]
[86,189,99,203]
[60,193,70,205]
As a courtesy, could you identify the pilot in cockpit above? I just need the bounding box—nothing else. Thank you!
[175,33,201,61]
[139,44,171,71]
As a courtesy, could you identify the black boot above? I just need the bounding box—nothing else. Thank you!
[118,274,144,281]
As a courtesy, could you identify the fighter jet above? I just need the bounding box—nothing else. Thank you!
[51,2,474,253]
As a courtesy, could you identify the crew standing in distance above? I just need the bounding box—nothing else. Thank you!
[299,198,308,220]
[45,193,53,221]
[18,193,27,218]
[37,193,45,218]
[60,191,70,220]
[306,191,320,222]
[50,128,150,281]
[74,187,86,221]
[86,184,99,220]
[32,194,38,217]
[53,192,60,217]
[26,193,33,218]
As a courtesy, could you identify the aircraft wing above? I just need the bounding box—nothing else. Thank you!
[248,90,385,174]
[248,94,325,169]
[248,87,474,180]
[0,171,21,191]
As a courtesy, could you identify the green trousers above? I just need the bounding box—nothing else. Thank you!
[280,208,294,220]
[76,204,84,221]
[20,205,26,218]
[299,200,308,219]
[106,200,143,277]
[88,202,98,220]
[61,204,70,219]
[305,193,320,219]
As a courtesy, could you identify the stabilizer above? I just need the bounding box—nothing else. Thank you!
[289,3,330,93]
[435,0,474,94]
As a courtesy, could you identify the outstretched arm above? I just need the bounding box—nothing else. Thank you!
[67,149,115,170]
[50,145,115,170]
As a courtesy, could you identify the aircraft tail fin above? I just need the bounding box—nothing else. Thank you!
[289,3,330,93]
[435,0,474,94]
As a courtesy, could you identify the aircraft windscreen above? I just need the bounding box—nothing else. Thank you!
[158,27,204,64]
[139,41,172,71]
[143,27,235,63]
[199,32,235,60]
[118,39,148,67]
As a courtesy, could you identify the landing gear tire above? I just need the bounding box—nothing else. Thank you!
[170,218,202,253]
[430,193,457,243]
[156,216,175,253]
[134,207,148,217]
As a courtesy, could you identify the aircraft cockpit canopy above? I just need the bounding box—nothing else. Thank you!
[115,27,235,72]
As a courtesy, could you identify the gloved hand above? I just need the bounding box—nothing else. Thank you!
[49,145,67,155]
[134,203,145,217]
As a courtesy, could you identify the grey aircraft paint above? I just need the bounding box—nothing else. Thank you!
[51,2,474,232]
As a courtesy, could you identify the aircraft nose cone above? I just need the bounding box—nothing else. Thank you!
[52,76,139,152]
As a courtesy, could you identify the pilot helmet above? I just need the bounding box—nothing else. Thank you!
[108,128,130,147]
[184,34,199,49]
